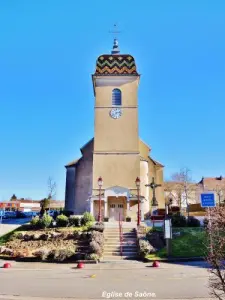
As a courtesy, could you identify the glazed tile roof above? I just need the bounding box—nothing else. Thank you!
[95,55,138,75]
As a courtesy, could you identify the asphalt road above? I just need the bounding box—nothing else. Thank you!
[0,261,212,300]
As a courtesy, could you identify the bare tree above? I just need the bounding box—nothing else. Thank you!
[47,176,56,212]
[47,177,56,200]
[206,206,225,299]
[171,167,196,220]
[214,183,225,206]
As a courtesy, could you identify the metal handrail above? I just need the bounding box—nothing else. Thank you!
[119,213,123,257]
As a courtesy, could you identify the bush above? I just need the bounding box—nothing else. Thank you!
[33,248,49,260]
[69,216,81,227]
[85,253,100,261]
[12,232,25,240]
[38,212,53,229]
[139,238,156,258]
[171,213,187,227]
[52,247,75,262]
[90,223,104,232]
[126,216,131,222]
[81,212,95,226]
[30,216,40,228]
[90,240,102,256]
[187,216,200,227]
[90,230,104,246]
[56,214,69,227]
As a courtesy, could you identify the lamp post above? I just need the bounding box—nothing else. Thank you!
[98,176,103,222]
[135,177,141,226]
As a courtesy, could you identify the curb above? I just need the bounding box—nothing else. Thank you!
[144,256,205,263]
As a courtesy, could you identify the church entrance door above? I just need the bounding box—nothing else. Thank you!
[109,203,124,221]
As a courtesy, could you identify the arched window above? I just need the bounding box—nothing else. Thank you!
[112,89,122,106]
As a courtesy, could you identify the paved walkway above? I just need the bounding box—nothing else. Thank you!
[0,224,19,237]
[0,296,214,300]
[0,218,31,237]
[0,260,212,299]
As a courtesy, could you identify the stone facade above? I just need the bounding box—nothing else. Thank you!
[65,41,165,220]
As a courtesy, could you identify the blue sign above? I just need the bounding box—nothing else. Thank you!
[200,193,216,208]
[0,210,4,217]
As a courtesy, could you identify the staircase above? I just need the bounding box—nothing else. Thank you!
[103,223,138,262]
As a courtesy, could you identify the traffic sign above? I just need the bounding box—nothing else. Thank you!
[200,192,216,208]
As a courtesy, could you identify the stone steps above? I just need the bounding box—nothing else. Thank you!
[103,226,138,261]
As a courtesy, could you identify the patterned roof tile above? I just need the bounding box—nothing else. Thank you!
[95,54,138,75]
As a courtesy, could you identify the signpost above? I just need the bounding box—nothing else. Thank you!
[200,192,216,255]
[200,192,216,208]
[164,217,172,257]
[0,210,4,222]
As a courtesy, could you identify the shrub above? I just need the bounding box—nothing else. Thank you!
[85,253,100,261]
[90,230,104,246]
[139,238,155,258]
[38,212,53,229]
[187,216,200,227]
[90,223,104,232]
[171,213,187,227]
[126,216,131,222]
[53,247,75,262]
[33,248,49,260]
[12,232,25,240]
[56,214,69,227]
[90,240,102,256]
[69,216,81,227]
[30,216,40,228]
[81,212,95,226]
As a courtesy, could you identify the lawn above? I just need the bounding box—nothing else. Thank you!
[146,227,208,260]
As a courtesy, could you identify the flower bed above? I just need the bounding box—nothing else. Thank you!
[0,221,105,263]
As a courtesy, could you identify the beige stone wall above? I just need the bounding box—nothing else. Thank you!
[94,108,139,152]
[74,141,93,214]
[94,78,139,153]
[94,78,139,107]
[92,154,140,190]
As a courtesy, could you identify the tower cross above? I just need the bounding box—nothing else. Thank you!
[109,23,121,39]
[145,177,162,206]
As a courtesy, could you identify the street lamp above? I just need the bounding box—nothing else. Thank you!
[135,177,141,226]
[98,176,103,222]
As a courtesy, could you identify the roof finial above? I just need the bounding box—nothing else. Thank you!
[109,24,121,55]
[112,38,120,54]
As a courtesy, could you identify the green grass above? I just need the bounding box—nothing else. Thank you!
[0,228,19,245]
[146,227,208,259]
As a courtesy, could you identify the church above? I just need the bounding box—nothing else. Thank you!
[65,39,165,222]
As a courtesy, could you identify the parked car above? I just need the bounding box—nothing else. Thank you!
[4,211,17,219]
[16,211,27,218]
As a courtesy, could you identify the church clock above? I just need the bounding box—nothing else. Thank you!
[110,108,122,119]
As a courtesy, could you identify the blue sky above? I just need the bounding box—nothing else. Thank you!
[0,0,225,201]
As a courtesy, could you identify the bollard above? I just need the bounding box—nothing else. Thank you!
[3,263,12,269]
[77,262,84,269]
[152,261,160,268]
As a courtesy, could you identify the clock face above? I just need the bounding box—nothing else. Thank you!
[110,108,122,119]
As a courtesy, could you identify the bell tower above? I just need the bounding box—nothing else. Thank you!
[92,39,140,191]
